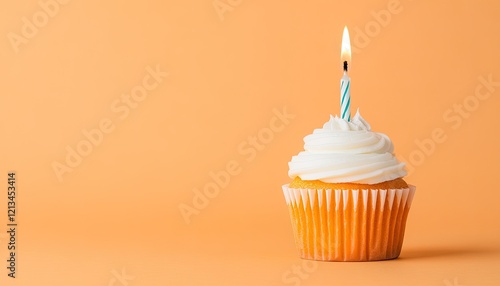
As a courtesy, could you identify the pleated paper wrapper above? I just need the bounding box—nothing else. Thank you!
[282,185,416,261]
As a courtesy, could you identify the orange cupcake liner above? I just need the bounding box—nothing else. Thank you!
[282,185,416,261]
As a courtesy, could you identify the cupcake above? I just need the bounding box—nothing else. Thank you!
[283,109,415,261]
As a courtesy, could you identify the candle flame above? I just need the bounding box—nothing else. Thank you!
[341,26,351,70]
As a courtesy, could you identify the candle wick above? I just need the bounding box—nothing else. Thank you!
[343,61,348,72]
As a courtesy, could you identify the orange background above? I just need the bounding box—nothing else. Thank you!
[1,0,500,285]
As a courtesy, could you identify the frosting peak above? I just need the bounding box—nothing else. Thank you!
[322,109,371,131]
[288,110,406,184]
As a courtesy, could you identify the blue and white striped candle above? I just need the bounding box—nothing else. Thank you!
[340,71,351,121]
[340,26,351,121]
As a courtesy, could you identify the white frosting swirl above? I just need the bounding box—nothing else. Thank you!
[288,109,407,184]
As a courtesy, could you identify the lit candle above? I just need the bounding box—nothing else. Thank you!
[340,26,352,121]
